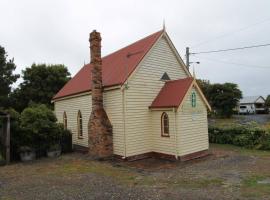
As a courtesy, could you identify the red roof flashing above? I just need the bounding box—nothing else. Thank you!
[53,30,163,100]
[150,77,194,108]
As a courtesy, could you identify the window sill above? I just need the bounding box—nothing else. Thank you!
[78,136,84,139]
[161,134,170,138]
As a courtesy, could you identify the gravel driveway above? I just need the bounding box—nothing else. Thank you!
[0,145,270,200]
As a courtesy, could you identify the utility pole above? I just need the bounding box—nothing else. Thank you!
[186,47,200,72]
[186,47,190,71]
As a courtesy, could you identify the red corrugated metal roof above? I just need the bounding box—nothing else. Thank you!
[150,77,194,108]
[53,30,163,100]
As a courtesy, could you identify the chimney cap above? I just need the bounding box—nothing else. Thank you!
[89,30,101,42]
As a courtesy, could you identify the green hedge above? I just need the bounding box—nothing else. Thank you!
[209,125,270,150]
[58,124,73,153]
[6,105,73,161]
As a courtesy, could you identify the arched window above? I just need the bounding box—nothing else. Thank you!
[161,112,169,137]
[77,110,83,138]
[63,111,67,130]
[191,91,196,107]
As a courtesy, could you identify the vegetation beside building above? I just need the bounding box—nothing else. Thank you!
[197,79,242,118]
[209,122,270,150]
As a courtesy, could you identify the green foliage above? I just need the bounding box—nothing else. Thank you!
[57,124,73,153]
[10,63,70,112]
[20,104,59,150]
[0,46,20,109]
[209,124,270,150]
[208,83,242,117]
[6,108,24,160]
[265,95,270,107]
[197,79,242,118]
[6,105,72,160]
[196,79,211,98]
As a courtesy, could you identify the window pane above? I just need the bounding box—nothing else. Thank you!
[191,92,196,107]
[161,113,169,135]
[78,111,83,137]
[63,112,67,130]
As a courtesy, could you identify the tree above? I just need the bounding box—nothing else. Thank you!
[0,46,19,109]
[196,79,211,99]
[265,95,270,107]
[10,63,70,112]
[197,79,242,118]
[20,104,70,154]
[208,83,242,118]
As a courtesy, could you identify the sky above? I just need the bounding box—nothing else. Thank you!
[0,0,269,97]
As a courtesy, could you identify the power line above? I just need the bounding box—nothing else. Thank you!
[196,56,270,69]
[191,17,270,48]
[191,43,270,55]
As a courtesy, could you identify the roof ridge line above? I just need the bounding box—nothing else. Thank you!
[99,29,164,60]
[82,30,164,66]
[53,29,164,100]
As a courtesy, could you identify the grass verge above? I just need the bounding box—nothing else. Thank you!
[241,175,270,198]
[210,143,270,157]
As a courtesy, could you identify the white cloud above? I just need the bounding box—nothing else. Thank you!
[0,0,269,96]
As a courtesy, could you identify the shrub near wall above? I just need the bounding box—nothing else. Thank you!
[58,124,72,153]
[209,124,270,150]
[7,105,72,160]
[20,104,73,157]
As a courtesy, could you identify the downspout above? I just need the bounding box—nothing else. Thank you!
[174,107,179,160]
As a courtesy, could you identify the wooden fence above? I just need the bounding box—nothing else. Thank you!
[0,113,10,165]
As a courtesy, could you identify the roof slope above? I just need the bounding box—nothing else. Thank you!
[150,77,194,108]
[240,96,265,104]
[53,30,163,100]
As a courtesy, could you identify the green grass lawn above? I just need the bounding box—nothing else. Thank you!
[209,115,270,129]
[242,175,270,198]
[209,117,240,128]
[210,143,270,157]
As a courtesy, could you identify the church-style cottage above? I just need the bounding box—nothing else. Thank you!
[52,28,211,161]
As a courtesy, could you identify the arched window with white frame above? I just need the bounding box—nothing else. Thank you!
[77,110,83,138]
[63,111,67,130]
[161,112,169,137]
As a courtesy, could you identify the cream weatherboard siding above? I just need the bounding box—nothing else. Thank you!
[177,88,209,156]
[124,35,189,157]
[54,31,209,159]
[54,89,125,156]
[103,89,125,156]
[55,94,91,147]
[150,110,177,156]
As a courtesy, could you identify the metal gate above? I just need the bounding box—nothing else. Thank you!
[0,112,10,165]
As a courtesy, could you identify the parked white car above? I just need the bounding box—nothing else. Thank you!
[239,105,255,114]
[238,96,267,114]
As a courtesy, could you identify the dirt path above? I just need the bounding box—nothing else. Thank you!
[0,145,270,200]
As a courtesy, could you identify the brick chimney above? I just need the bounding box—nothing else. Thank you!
[88,30,113,158]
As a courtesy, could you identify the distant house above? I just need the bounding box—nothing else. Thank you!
[239,96,266,114]
[52,29,211,161]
